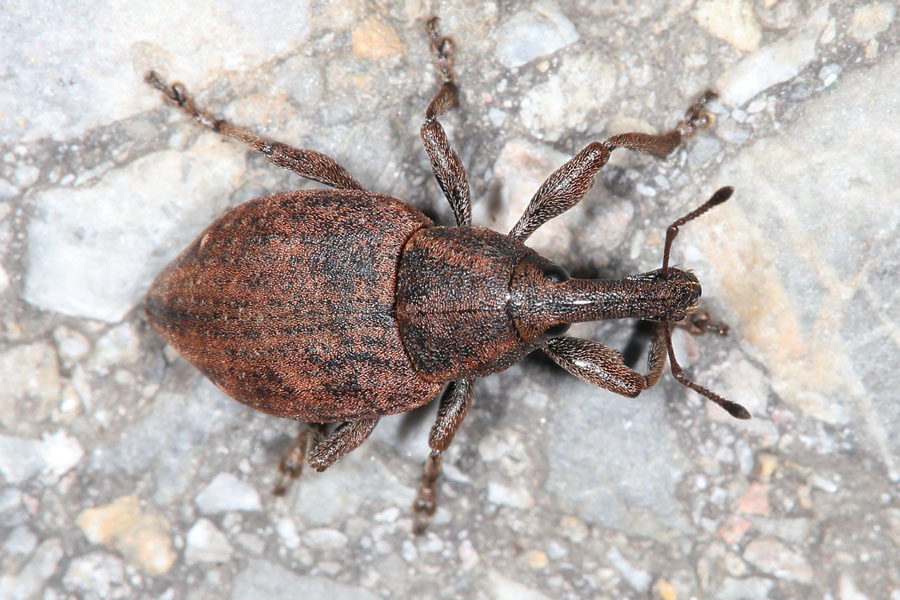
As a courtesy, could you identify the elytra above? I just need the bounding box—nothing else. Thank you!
[145,18,749,534]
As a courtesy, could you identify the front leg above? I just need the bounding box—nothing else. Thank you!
[420,17,472,227]
[542,327,666,397]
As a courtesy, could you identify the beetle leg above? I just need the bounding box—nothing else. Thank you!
[542,329,667,397]
[677,308,729,336]
[273,423,327,496]
[420,17,472,227]
[413,378,474,534]
[144,71,364,190]
[509,90,718,241]
[306,418,379,472]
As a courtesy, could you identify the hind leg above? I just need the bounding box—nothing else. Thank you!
[272,419,379,494]
[145,71,364,190]
[413,378,474,534]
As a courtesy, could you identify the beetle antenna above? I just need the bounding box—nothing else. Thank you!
[662,322,750,419]
[662,186,733,278]
[658,187,749,419]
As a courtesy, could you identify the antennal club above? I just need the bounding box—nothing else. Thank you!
[662,322,751,419]
[658,186,750,419]
[662,186,733,278]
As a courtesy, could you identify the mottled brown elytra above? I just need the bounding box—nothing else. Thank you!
[145,17,749,534]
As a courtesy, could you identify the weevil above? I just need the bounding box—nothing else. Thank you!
[145,18,750,534]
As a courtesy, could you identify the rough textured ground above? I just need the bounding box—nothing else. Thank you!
[2,1,899,599]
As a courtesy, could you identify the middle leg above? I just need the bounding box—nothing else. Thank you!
[509,91,718,241]
[420,17,472,228]
[542,327,667,397]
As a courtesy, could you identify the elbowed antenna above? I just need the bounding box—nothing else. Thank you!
[659,186,750,420]
[662,186,733,277]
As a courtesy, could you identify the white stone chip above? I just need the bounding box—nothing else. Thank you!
[717,20,823,106]
[494,2,579,68]
[0,430,84,484]
[195,473,262,514]
[185,519,234,564]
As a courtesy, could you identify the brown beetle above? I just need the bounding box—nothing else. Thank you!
[145,18,749,533]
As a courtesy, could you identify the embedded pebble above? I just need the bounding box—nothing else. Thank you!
[302,528,349,550]
[735,481,771,515]
[0,342,61,427]
[231,560,378,600]
[840,573,870,600]
[716,26,821,106]
[849,3,895,42]
[63,551,128,597]
[607,547,652,593]
[459,539,480,570]
[90,322,142,370]
[693,0,762,52]
[0,430,84,484]
[743,538,813,584]
[494,3,579,68]
[352,15,404,59]
[52,326,91,366]
[0,538,64,599]
[194,473,262,514]
[75,495,175,575]
[519,51,615,141]
[526,549,549,569]
[2,524,38,556]
[400,539,418,562]
[185,518,234,564]
[488,569,552,600]
[275,517,300,549]
[487,481,535,509]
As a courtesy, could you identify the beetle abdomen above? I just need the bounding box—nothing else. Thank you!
[146,189,442,422]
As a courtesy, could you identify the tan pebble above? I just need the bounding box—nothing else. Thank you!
[724,551,748,576]
[657,578,677,600]
[526,549,548,569]
[849,3,895,43]
[736,481,771,515]
[756,452,778,482]
[76,495,175,575]
[717,515,751,545]
[693,0,762,52]
[352,16,404,59]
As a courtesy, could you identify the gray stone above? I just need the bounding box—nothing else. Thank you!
[0,430,84,484]
[544,380,694,538]
[494,3,579,68]
[0,539,64,599]
[717,10,827,106]
[23,143,245,322]
[62,551,128,598]
[231,560,378,600]
[195,473,261,514]
[185,519,234,564]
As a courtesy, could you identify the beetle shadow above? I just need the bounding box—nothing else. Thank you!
[395,392,439,443]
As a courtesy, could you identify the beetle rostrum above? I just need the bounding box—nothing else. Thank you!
[145,17,750,535]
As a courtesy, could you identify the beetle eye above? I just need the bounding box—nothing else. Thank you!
[543,322,571,338]
[541,263,570,283]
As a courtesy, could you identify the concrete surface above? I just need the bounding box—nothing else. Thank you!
[1,1,899,599]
